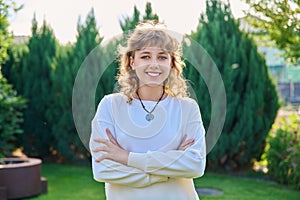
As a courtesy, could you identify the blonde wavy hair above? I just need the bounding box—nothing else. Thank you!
[117,20,188,103]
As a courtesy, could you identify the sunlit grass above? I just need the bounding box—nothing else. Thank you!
[195,173,299,200]
[29,164,300,200]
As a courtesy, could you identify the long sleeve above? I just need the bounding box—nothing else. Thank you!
[90,95,168,188]
[127,99,206,179]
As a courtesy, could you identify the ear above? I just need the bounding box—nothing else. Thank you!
[130,56,134,68]
[129,56,134,68]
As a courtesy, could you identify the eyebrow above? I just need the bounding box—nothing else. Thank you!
[138,50,168,55]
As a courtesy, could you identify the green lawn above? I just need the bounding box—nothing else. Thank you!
[28,164,299,200]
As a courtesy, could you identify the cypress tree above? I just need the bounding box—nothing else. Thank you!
[15,16,58,157]
[143,2,159,21]
[120,5,141,32]
[120,2,159,32]
[48,8,103,161]
[185,0,279,170]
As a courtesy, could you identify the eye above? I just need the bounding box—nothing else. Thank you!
[158,56,168,60]
[141,55,150,59]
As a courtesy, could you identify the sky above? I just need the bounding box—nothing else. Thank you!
[8,0,249,44]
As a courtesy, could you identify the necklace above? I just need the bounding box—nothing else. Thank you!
[136,88,165,121]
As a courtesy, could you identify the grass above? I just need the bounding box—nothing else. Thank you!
[28,164,300,200]
[195,173,299,200]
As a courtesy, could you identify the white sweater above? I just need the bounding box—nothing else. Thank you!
[90,93,206,200]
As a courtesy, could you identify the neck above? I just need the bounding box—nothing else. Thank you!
[136,85,165,101]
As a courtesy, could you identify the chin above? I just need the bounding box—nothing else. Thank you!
[144,82,164,87]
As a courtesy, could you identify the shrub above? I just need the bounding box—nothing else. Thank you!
[0,71,26,157]
[185,0,279,170]
[266,114,300,190]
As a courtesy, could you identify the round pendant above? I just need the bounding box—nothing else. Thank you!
[146,113,154,121]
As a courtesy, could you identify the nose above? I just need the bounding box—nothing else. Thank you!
[149,58,159,68]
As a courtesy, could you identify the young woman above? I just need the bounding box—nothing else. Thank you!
[90,20,206,200]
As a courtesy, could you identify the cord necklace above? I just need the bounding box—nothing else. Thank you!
[136,88,165,121]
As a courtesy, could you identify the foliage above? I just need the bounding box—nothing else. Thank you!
[119,2,159,32]
[143,2,159,21]
[1,42,28,89]
[0,71,26,157]
[119,5,141,32]
[8,16,59,157]
[245,0,300,63]
[46,9,103,161]
[1,3,160,162]
[1,0,281,169]
[0,0,11,64]
[0,0,23,69]
[0,0,22,64]
[186,0,279,170]
[266,114,300,190]
[0,0,26,157]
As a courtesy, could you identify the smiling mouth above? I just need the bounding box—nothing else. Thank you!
[146,72,161,77]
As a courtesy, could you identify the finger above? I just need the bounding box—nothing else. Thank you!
[185,138,195,145]
[182,139,195,147]
[93,138,110,146]
[106,128,118,145]
[180,134,187,143]
[179,138,195,150]
[178,135,189,150]
[96,155,107,163]
[181,139,195,149]
[92,145,109,153]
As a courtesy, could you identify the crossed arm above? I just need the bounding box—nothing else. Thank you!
[89,97,206,188]
[93,128,195,165]
[90,122,205,188]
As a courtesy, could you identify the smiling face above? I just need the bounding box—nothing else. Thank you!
[131,47,172,87]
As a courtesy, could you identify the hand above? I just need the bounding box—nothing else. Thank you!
[92,128,129,165]
[178,134,194,151]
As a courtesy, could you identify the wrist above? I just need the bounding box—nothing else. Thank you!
[123,151,129,166]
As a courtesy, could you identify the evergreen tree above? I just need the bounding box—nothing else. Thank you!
[74,8,102,61]
[120,2,159,32]
[185,0,279,170]
[47,8,103,161]
[15,16,58,157]
[1,43,28,86]
[143,2,159,21]
[120,5,141,32]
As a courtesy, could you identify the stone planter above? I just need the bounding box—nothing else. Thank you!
[0,158,47,200]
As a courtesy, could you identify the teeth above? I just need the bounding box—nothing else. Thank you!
[147,72,160,77]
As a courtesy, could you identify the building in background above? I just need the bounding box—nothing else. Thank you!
[240,18,300,106]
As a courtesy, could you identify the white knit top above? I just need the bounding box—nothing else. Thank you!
[90,93,206,200]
